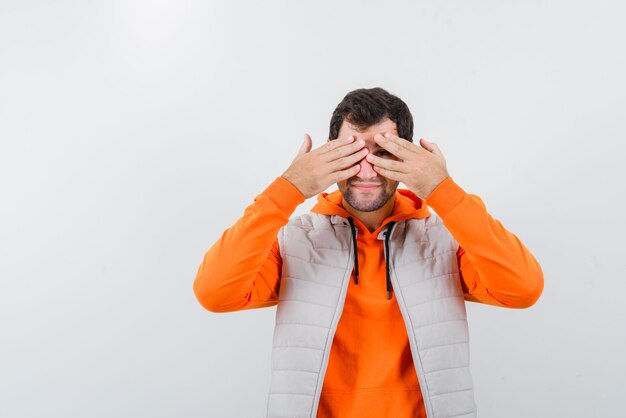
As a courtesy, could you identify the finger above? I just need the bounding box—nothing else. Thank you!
[332,164,362,183]
[318,135,355,155]
[365,153,408,173]
[383,131,415,146]
[372,164,404,182]
[298,134,313,156]
[328,147,369,171]
[374,134,415,160]
[321,138,366,162]
[419,138,444,158]
[382,132,416,152]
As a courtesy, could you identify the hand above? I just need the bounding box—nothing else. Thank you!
[365,132,449,200]
[281,134,368,199]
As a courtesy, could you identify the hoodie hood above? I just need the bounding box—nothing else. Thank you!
[310,188,432,299]
[311,188,431,223]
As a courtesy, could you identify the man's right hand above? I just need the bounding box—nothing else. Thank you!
[281,134,368,199]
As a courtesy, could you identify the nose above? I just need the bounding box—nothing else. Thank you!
[356,155,377,180]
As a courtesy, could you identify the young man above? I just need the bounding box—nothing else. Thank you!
[193,87,544,418]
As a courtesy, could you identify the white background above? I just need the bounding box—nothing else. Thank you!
[1,1,625,417]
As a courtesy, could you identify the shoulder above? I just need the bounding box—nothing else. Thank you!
[278,213,351,257]
[283,213,340,231]
[403,212,444,231]
[278,214,332,248]
[403,213,458,249]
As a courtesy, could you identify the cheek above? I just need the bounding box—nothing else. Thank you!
[384,178,399,191]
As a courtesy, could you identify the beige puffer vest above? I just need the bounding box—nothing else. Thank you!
[265,212,477,418]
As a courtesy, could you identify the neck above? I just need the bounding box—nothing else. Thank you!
[342,197,395,233]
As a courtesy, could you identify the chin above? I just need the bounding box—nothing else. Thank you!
[343,188,393,212]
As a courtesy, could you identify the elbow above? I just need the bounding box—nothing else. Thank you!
[193,281,215,312]
[194,286,228,313]
[514,268,545,309]
[193,274,248,313]
[193,275,226,313]
[192,255,233,313]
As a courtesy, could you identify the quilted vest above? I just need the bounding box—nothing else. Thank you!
[265,212,477,418]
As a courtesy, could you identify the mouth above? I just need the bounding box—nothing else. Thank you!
[351,183,382,191]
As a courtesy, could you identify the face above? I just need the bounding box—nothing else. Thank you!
[335,118,400,212]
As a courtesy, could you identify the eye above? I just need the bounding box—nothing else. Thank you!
[376,150,392,157]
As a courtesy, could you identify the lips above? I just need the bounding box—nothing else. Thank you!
[351,183,382,191]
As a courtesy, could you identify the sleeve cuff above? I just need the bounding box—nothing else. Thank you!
[260,176,306,215]
[424,176,468,219]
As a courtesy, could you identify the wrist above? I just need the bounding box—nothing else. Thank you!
[424,176,466,218]
[280,174,309,199]
[265,177,306,211]
[424,175,450,200]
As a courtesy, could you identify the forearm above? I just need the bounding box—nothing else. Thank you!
[193,176,305,312]
[425,177,544,308]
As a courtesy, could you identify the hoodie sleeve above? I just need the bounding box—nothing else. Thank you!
[193,176,305,313]
[424,177,544,309]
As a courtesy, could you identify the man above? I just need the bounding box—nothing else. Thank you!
[193,87,544,418]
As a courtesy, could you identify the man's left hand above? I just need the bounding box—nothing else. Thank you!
[365,132,450,200]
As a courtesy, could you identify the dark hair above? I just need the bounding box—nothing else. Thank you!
[328,87,414,142]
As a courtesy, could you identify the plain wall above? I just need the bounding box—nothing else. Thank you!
[1,1,625,417]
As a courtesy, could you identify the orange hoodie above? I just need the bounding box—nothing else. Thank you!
[193,176,544,418]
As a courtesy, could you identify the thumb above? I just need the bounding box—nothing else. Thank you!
[297,133,313,156]
[420,138,443,157]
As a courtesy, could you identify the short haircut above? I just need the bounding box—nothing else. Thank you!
[328,87,414,142]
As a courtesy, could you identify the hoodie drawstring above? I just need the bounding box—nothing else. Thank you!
[347,217,397,299]
[347,217,359,285]
[383,221,397,300]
